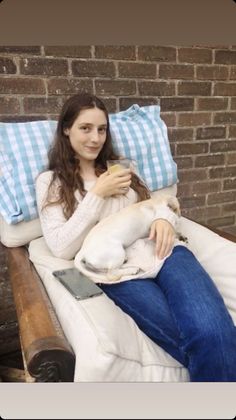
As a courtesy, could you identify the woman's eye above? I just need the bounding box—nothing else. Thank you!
[99,127,106,133]
[81,126,89,132]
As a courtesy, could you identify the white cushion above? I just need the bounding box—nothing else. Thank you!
[179,217,236,324]
[28,217,236,382]
[0,216,42,247]
[28,236,189,382]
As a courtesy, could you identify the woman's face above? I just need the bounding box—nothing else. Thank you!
[64,107,107,164]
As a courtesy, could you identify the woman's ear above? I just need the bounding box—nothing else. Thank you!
[64,128,70,136]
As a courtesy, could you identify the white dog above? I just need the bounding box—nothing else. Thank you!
[74,195,181,282]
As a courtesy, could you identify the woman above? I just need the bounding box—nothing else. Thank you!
[36,92,236,381]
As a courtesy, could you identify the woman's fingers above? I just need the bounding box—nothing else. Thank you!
[156,230,175,259]
[149,219,175,259]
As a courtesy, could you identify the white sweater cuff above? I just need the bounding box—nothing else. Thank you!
[153,204,179,230]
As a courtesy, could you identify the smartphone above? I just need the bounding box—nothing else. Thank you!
[53,267,103,300]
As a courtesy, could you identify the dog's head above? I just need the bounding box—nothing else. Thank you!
[167,196,181,217]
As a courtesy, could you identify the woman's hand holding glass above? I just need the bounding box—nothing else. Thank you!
[148,219,176,260]
[91,169,132,198]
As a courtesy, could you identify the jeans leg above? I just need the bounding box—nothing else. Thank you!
[156,245,236,381]
[100,278,188,366]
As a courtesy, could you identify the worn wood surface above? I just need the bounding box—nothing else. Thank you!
[0,242,21,357]
[7,245,75,381]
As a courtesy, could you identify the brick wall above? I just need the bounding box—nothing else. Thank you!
[1,45,236,233]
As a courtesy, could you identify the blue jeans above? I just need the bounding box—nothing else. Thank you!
[100,246,236,381]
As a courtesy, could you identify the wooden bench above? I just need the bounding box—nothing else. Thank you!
[2,222,236,382]
[4,245,75,382]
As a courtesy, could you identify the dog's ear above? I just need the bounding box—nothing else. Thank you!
[167,196,181,217]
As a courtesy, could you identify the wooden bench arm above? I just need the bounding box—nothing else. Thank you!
[206,226,236,243]
[5,245,75,382]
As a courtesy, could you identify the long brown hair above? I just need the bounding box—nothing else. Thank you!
[44,92,150,219]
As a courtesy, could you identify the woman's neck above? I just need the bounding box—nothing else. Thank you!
[79,160,97,182]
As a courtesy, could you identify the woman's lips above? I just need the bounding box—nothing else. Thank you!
[85,146,100,152]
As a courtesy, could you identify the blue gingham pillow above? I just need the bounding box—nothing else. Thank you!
[109,104,178,192]
[0,104,177,225]
[0,120,57,224]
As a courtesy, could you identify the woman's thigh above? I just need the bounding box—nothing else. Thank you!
[100,277,186,365]
[156,245,235,340]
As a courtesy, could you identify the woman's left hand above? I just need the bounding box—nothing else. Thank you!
[148,219,176,259]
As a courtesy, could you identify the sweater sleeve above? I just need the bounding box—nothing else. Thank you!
[36,171,105,260]
[151,203,180,231]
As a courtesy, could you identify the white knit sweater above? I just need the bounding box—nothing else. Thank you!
[36,171,180,268]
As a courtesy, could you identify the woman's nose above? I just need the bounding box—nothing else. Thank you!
[91,129,100,142]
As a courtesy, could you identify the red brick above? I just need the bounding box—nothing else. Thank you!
[159,64,194,79]
[223,178,236,190]
[195,154,225,167]
[168,128,194,143]
[95,46,136,60]
[95,80,136,96]
[0,57,17,74]
[227,152,236,164]
[176,142,208,156]
[209,166,236,178]
[138,81,175,96]
[118,62,156,79]
[231,98,236,110]
[0,78,45,94]
[72,60,115,77]
[0,97,20,114]
[214,112,236,125]
[178,47,212,63]
[178,81,211,96]
[178,168,208,182]
[207,216,235,227]
[60,95,117,114]
[20,58,68,76]
[215,50,236,64]
[214,82,236,96]
[23,97,62,114]
[44,46,92,58]
[182,206,221,221]
[0,46,41,54]
[174,156,193,169]
[99,98,117,113]
[207,191,236,204]
[196,97,228,111]
[229,126,236,138]
[177,183,192,197]
[196,126,226,140]
[180,208,203,222]
[196,65,228,80]
[47,78,93,95]
[160,113,176,127]
[210,140,236,153]
[160,97,194,112]
[180,196,206,208]
[230,66,236,80]
[223,202,236,212]
[192,180,221,194]
[178,112,211,127]
[138,46,176,62]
